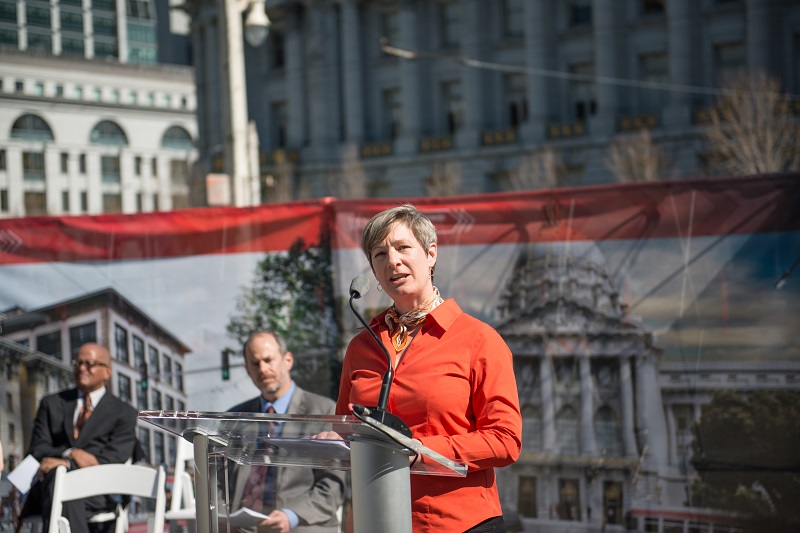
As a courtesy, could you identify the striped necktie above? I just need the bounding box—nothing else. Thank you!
[74,394,92,439]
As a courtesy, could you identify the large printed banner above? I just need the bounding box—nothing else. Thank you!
[1,174,798,409]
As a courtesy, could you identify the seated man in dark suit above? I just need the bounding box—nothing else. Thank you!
[19,343,140,533]
[226,331,345,533]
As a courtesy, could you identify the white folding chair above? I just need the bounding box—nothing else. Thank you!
[47,464,166,533]
[165,438,196,532]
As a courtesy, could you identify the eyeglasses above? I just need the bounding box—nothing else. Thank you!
[72,360,109,370]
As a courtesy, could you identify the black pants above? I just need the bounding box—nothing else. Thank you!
[464,516,506,533]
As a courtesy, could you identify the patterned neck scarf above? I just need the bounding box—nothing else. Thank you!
[385,287,444,351]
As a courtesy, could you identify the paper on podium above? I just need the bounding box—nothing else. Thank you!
[8,454,40,494]
[219,507,270,528]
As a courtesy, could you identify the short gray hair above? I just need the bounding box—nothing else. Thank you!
[243,331,288,358]
[361,204,438,269]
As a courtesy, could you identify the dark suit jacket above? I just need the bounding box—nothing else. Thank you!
[227,386,345,533]
[28,388,139,466]
[22,387,140,533]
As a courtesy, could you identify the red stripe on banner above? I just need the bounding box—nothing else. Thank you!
[0,174,797,265]
[330,174,800,249]
[0,201,327,265]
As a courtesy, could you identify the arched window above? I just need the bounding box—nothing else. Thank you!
[521,405,542,452]
[555,406,579,456]
[594,406,622,456]
[161,126,193,149]
[90,120,128,146]
[10,114,54,142]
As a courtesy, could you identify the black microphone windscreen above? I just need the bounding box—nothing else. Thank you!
[350,274,370,299]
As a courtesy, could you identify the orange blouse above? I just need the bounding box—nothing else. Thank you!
[336,299,522,532]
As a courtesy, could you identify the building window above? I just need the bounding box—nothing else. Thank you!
[15,80,23,92]
[594,406,622,456]
[11,114,55,142]
[61,152,69,173]
[115,323,129,364]
[137,382,148,410]
[135,156,142,176]
[0,189,8,212]
[161,126,193,150]
[22,152,45,181]
[518,476,537,518]
[153,194,159,211]
[74,85,83,100]
[174,361,183,391]
[642,0,665,15]
[714,41,746,86]
[569,0,592,28]
[271,101,287,148]
[154,431,165,465]
[0,2,17,24]
[34,82,44,96]
[558,479,581,521]
[6,392,12,411]
[151,389,162,411]
[170,159,188,186]
[138,427,151,458]
[133,336,145,368]
[522,405,542,451]
[26,3,51,27]
[102,193,122,213]
[149,345,160,378]
[101,155,121,184]
[556,406,579,456]
[61,191,69,212]
[90,120,128,146]
[69,322,98,358]
[118,374,132,404]
[270,30,285,68]
[570,62,597,121]
[441,80,463,134]
[505,73,528,128]
[382,88,402,139]
[36,331,62,359]
[80,191,88,212]
[502,0,524,38]
[61,35,85,56]
[162,354,172,385]
[380,9,399,46]
[24,192,47,215]
[136,193,143,212]
[60,8,83,31]
[79,154,87,174]
[639,52,668,114]
[8,423,15,443]
[0,149,6,170]
[603,482,623,525]
[151,158,158,176]
[55,84,63,97]
[129,90,138,105]
[439,1,460,48]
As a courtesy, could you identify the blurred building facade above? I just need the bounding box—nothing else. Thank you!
[0,288,191,472]
[0,0,198,218]
[190,0,800,202]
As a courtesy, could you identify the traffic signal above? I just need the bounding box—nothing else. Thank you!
[221,349,231,381]
[139,362,149,391]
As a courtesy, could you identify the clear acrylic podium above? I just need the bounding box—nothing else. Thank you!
[139,410,466,533]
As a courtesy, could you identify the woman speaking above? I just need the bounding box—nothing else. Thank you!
[337,204,522,532]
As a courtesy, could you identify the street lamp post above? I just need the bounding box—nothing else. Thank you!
[217,0,270,207]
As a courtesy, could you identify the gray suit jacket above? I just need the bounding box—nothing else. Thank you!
[227,386,345,533]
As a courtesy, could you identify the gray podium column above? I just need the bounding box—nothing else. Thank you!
[349,427,413,533]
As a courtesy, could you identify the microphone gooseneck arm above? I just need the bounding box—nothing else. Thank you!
[349,292,393,412]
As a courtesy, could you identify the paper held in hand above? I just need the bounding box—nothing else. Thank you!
[7,454,41,494]
[219,507,270,528]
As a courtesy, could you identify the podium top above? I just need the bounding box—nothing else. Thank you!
[139,410,466,477]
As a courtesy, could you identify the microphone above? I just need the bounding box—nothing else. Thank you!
[348,275,411,437]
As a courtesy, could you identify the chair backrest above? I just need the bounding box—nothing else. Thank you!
[169,438,195,513]
[48,464,166,533]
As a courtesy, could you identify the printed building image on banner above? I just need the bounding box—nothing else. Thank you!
[1,174,798,532]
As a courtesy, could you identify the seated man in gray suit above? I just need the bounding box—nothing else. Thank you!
[227,331,345,533]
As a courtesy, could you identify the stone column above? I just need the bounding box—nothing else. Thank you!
[634,353,669,473]
[340,0,364,143]
[580,356,597,455]
[459,0,482,148]
[540,356,556,453]
[397,0,421,154]
[619,356,637,456]
[285,6,307,148]
[665,0,695,128]
[523,0,549,142]
[592,0,620,136]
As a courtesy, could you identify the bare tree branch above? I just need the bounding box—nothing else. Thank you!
[703,70,800,176]
[606,129,672,183]
[425,160,462,196]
